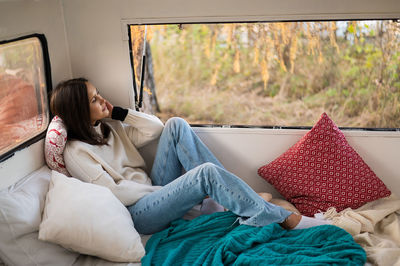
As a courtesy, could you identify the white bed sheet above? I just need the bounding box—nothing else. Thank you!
[73,235,151,266]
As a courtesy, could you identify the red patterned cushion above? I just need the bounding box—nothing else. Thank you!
[44,116,70,176]
[258,113,391,216]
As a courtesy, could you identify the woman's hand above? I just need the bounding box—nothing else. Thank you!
[105,100,113,118]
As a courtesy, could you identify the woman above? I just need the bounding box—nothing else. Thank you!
[51,78,329,235]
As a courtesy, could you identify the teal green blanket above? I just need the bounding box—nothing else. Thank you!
[142,212,366,266]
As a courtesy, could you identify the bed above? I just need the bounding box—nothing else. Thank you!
[0,165,369,266]
[1,113,399,265]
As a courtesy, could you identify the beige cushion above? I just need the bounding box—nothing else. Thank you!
[39,171,145,262]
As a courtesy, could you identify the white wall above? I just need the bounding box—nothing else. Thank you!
[61,0,400,108]
[0,0,72,86]
[0,0,72,182]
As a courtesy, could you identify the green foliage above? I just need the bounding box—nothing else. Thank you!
[144,21,400,127]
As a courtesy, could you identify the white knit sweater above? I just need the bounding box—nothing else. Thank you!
[64,109,164,206]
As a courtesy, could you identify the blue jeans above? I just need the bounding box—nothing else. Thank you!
[128,117,291,234]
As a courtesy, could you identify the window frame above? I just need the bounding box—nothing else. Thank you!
[128,19,400,131]
[0,33,52,163]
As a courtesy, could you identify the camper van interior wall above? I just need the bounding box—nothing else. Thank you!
[1,1,399,265]
[44,116,70,176]
[258,112,391,216]
[38,171,145,262]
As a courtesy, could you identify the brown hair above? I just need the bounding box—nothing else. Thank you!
[50,78,110,145]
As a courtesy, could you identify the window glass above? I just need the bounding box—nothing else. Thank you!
[0,36,49,157]
[129,21,400,128]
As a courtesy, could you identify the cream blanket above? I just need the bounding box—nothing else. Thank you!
[323,195,400,266]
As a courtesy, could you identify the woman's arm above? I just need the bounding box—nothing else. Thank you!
[110,106,164,149]
[64,144,161,206]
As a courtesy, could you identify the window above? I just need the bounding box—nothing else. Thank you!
[129,20,400,128]
[0,34,51,161]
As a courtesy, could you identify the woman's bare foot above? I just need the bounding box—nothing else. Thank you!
[279,213,302,229]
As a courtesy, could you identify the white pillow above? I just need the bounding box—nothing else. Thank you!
[39,171,145,262]
[0,166,79,266]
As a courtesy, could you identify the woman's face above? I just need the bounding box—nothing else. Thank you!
[87,82,109,125]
